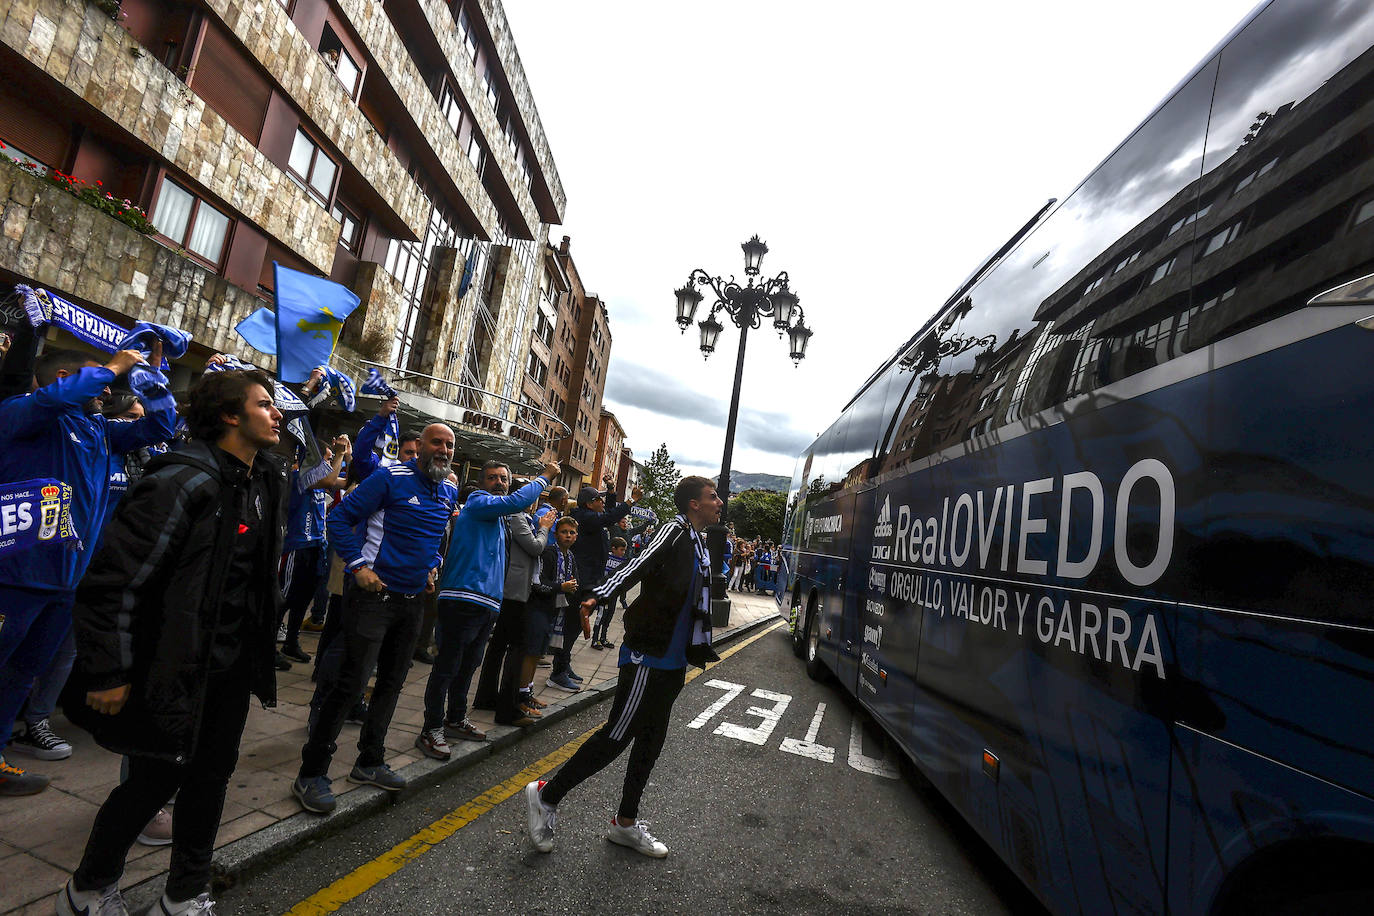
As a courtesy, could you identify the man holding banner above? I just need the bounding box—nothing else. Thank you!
[0,345,177,796]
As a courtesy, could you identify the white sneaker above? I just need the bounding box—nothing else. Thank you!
[415,727,451,761]
[524,780,556,853]
[158,892,216,915]
[606,819,668,858]
[276,625,287,642]
[56,879,128,916]
[137,807,174,846]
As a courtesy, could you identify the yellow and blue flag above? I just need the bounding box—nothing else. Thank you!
[235,263,360,383]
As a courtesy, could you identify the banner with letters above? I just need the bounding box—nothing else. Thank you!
[22,287,170,368]
[0,478,77,558]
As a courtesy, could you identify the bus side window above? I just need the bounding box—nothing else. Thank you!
[1184,2,1374,352]
[992,58,1220,420]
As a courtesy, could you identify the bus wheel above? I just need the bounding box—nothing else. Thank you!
[804,600,826,681]
[790,601,806,658]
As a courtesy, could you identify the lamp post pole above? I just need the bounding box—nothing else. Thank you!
[675,237,813,623]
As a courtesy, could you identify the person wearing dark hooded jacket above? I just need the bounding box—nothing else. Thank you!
[555,477,640,687]
[56,368,286,916]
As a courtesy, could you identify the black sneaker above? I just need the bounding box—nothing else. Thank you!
[590,641,605,651]
[274,652,292,671]
[601,639,616,649]
[345,701,369,725]
[9,719,72,760]
[0,757,49,796]
[280,643,311,663]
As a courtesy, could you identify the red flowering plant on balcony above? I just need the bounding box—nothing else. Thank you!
[1,140,156,234]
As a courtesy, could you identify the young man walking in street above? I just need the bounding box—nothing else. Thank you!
[524,475,722,858]
[416,460,557,756]
[57,368,285,916]
[293,424,458,815]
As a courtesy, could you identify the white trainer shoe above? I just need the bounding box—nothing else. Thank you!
[606,818,668,857]
[524,780,556,853]
[56,879,128,916]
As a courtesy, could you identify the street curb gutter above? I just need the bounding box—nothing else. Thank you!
[118,613,785,913]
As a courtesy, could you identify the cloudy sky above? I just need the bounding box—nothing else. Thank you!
[502,1,1262,480]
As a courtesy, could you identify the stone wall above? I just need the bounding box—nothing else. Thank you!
[331,0,524,239]
[480,0,565,219]
[1,0,338,274]
[414,0,558,229]
[0,162,268,360]
[201,0,433,242]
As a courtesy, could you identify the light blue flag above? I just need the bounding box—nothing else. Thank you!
[272,263,361,383]
[236,307,278,355]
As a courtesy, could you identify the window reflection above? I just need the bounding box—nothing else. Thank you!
[842,2,1374,479]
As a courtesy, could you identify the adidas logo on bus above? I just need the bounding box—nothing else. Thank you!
[873,497,893,539]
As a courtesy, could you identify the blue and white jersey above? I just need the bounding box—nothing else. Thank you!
[328,459,457,594]
[0,366,177,592]
[284,468,328,551]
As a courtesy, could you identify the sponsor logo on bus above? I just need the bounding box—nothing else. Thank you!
[880,457,1175,588]
[873,497,893,539]
[804,513,842,542]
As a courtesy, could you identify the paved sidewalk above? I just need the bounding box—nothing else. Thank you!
[0,589,784,914]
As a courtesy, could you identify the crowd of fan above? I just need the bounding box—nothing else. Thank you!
[0,341,653,915]
[725,535,777,594]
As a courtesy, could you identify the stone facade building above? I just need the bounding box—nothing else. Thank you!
[544,234,613,491]
[591,408,623,487]
[0,0,567,476]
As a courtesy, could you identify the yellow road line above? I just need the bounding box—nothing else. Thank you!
[282,619,785,916]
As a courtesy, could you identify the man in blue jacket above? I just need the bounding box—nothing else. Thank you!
[292,423,458,815]
[0,345,176,796]
[418,459,558,750]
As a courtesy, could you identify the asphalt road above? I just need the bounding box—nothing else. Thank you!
[216,624,1044,916]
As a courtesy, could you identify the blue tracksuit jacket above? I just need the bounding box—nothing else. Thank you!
[438,476,550,610]
[328,460,458,594]
[283,468,329,551]
[0,366,177,592]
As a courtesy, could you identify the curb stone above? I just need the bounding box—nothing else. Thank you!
[115,613,783,914]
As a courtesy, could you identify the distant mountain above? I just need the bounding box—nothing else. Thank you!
[728,471,789,493]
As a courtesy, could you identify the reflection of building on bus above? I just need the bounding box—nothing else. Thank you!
[861,35,1374,472]
[1007,42,1374,423]
[780,4,1374,914]
[878,328,1032,477]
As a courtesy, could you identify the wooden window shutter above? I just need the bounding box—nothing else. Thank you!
[190,23,271,145]
[0,91,72,168]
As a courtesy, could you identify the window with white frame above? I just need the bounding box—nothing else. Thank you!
[287,129,338,202]
[151,177,231,265]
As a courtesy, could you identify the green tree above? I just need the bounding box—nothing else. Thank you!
[729,488,787,541]
[637,443,681,522]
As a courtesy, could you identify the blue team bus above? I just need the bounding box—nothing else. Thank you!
[778,2,1374,912]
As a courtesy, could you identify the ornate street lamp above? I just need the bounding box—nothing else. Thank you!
[674,236,815,623]
[675,283,703,331]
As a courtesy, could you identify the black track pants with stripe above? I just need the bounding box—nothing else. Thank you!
[541,662,685,820]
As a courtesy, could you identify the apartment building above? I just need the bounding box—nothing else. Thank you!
[543,234,612,489]
[0,0,566,475]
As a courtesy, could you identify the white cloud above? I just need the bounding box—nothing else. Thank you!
[506,0,1261,478]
